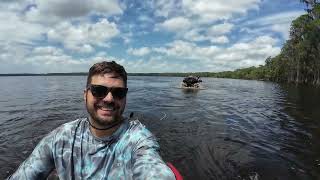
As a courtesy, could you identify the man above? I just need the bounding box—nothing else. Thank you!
[9,61,175,180]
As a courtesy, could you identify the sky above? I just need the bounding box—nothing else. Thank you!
[0,0,307,73]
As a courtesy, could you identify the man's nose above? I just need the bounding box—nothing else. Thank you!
[102,92,114,102]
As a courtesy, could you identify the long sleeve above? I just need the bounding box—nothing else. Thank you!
[8,131,55,180]
[132,136,175,180]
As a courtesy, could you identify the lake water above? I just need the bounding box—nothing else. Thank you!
[0,76,319,180]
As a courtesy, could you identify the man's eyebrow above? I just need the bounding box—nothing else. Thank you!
[102,74,121,79]
[109,75,121,79]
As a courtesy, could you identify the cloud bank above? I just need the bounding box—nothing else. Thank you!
[0,0,305,73]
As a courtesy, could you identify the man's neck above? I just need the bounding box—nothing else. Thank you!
[88,118,123,138]
[90,124,121,138]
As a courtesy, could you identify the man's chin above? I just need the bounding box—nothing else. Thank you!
[95,116,115,125]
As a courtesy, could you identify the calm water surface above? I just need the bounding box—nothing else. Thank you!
[0,76,319,180]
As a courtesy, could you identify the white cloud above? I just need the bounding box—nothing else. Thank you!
[153,1,240,43]
[207,23,234,36]
[153,40,220,59]
[210,36,229,44]
[152,35,280,71]
[152,0,260,45]
[271,24,291,39]
[24,6,61,25]
[253,35,277,45]
[23,0,123,26]
[182,0,260,23]
[127,47,151,56]
[0,0,302,73]
[213,36,280,69]
[153,0,181,18]
[157,17,191,32]
[181,25,231,44]
[0,0,122,65]
[32,46,64,56]
[47,19,119,52]
[0,11,46,44]
[246,11,304,26]
[0,1,123,72]
[243,10,304,39]
[0,44,82,73]
[0,42,30,65]
[182,29,207,42]
[0,0,32,12]
[152,0,260,24]
[138,15,153,23]
[34,0,123,19]
[121,32,133,44]
[124,57,190,73]
[65,44,94,54]
[14,47,123,73]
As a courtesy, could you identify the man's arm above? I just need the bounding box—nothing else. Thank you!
[8,131,55,180]
[132,136,176,180]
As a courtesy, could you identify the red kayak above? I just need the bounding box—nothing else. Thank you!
[167,163,183,180]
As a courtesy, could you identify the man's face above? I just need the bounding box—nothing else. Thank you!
[84,73,127,127]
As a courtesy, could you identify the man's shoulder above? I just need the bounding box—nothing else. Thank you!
[63,118,86,128]
[123,119,158,145]
[55,118,85,132]
[48,118,86,139]
[127,119,152,136]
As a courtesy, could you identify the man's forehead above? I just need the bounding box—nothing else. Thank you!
[102,73,121,79]
[91,73,124,85]
[92,73,121,79]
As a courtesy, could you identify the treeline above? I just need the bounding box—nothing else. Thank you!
[128,69,267,79]
[264,0,320,85]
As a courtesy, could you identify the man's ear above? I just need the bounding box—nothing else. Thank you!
[83,89,87,103]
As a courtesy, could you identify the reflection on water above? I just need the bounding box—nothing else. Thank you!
[0,76,319,180]
[181,88,201,95]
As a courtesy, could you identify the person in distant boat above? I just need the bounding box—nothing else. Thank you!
[8,61,175,180]
[196,76,202,83]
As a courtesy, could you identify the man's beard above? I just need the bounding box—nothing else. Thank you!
[86,100,120,127]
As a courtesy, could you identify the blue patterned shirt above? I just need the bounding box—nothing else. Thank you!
[8,118,175,180]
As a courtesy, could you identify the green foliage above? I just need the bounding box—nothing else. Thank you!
[275,1,320,85]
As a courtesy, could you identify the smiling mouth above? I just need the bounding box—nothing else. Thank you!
[96,104,115,111]
[98,107,114,111]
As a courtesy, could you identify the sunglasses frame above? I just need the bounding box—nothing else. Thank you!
[87,84,128,99]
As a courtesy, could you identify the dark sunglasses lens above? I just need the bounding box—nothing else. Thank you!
[91,85,108,98]
[111,88,128,99]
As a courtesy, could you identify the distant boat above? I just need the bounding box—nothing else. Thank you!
[179,75,204,89]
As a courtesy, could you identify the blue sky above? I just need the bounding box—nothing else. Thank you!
[0,0,306,73]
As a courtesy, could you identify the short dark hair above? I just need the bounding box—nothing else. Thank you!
[86,61,127,87]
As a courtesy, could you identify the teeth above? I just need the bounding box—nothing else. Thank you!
[99,106,114,111]
[96,104,115,111]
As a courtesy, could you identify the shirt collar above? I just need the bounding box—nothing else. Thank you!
[87,118,129,143]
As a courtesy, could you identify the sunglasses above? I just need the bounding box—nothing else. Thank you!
[87,84,128,99]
